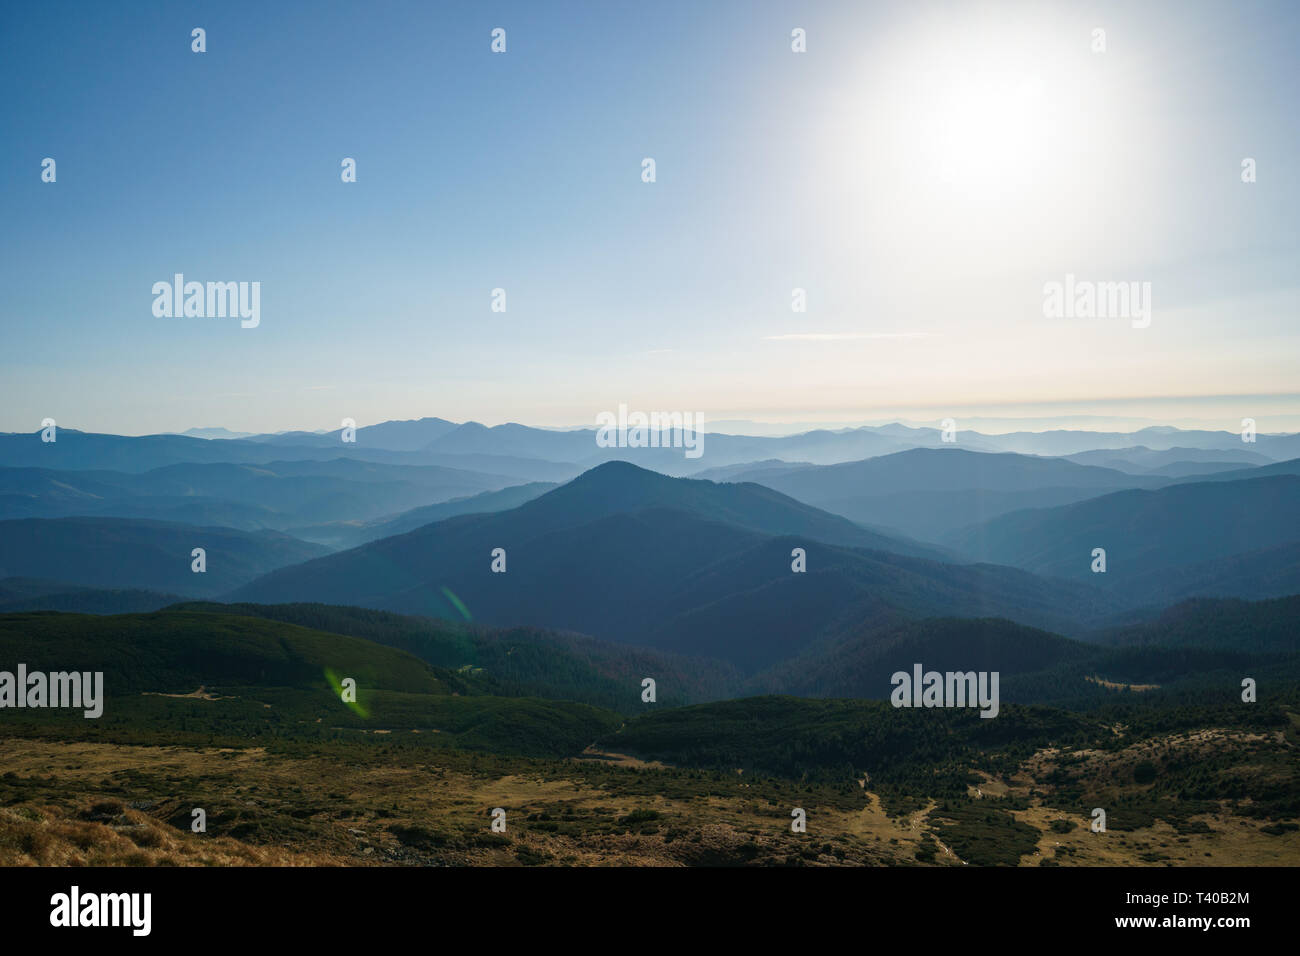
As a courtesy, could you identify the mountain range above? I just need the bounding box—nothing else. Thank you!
[3,418,1299,679]
[8,419,1300,481]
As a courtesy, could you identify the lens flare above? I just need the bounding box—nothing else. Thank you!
[440,587,472,621]
[324,667,369,718]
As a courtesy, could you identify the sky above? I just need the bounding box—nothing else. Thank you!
[2,0,1297,436]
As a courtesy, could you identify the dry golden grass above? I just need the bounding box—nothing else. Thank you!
[0,734,1294,867]
[0,803,335,866]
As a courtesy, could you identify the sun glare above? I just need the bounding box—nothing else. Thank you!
[908,63,1049,192]
[817,9,1146,280]
[871,20,1078,205]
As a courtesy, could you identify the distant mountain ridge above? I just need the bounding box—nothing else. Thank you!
[8,421,1298,483]
[0,458,522,531]
[946,474,1300,596]
[713,448,1167,542]
[230,462,1109,669]
[0,516,328,597]
[1064,445,1273,474]
[287,481,559,548]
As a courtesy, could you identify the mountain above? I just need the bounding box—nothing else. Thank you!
[744,611,1300,705]
[245,417,460,450]
[0,429,576,483]
[643,534,1106,667]
[1122,541,1300,608]
[10,422,1298,483]
[0,458,518,530]
[1094,595,1300,654]
[503,462,952,554]
[1064,445,1273,474]
[0,429,334,472]
[1167,456,1300,484]
[691,459,813,481]
[127,459,513,524]
[359,419,1300,466]
[1142,460,1265,478]
[746,617,1096,699]
[715,448,1157,543]
[0,517,328,597]
[977,427,1300,460]
[175,427,257,440]
[0,578,182,614]
[945,475,1300,593]
[230,463,1105,669]
[728,447,1156,495]
[287,482,559,548]
[423,421,1007,473]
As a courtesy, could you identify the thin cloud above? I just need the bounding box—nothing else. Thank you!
[763,332,937,341]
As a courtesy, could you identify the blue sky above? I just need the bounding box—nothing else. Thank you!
[2,0,1297,435]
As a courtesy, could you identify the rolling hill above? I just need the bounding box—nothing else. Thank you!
[0,458,519,530]
[287,481,558,549]
[1094,595,1300,653]
[739,611,1299,710]
[0,578,182,614]
[1063,445,1274,474]
[0,428,579,484]
[0,517,328,597]
[944,475,1300,592]
[0,609,446,697]
[165,601,742,712]
[747,617,1096,699]
[715,448,1158,542]
[230,462,1107,669]
[0,609,623,758]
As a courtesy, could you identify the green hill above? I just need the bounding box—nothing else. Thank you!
[0,610,622,757]
[1095,595,1300,653]
[0,578,181,614]
[165,601,742,712]
[0,610,448,696]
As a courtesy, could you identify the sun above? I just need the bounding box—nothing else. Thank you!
[815,8,1137,277]
[865,18,1070,206]
[905,61,1050,193]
